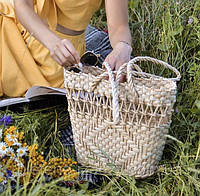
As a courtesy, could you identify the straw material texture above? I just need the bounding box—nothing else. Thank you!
[64,56,181,178]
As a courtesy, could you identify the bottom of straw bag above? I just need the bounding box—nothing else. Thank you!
[76,155,159,179]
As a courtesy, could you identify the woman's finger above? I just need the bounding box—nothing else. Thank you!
[58,42,77,65]
[54,47,73,67]
[104,56,116,71]
[62,39,80,64]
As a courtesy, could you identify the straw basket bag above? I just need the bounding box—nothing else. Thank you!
[64,56,181,178]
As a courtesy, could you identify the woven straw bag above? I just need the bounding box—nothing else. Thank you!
[64,56,181,178]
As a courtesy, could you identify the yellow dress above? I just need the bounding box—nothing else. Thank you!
[0,0,102,97]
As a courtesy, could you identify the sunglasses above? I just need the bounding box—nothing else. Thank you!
[80,51,100,67]
[68,51,101,73]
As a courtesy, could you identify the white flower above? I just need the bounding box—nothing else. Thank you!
[0,129,2,140]
[7,147,14,153]
[13,142,22,147]
[0,142,8,157]
[7,147,15,158]
[16,147,27,157]
[6,134,18,143]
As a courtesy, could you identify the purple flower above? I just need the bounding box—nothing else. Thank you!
[6,169,12,178]
[188,17,193,24]
[0,115,12,126]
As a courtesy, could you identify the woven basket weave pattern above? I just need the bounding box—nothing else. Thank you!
[64,57,180,178]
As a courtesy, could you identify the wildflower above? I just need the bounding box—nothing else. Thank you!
[16,147,27,157]
[5,134,21,147]
[0,116,11,126]
[6,170,12,178]
[0,142,7,157]
[6,134,17,142]
[18,132,24,141]
[0,129,2,139]
[4,126,17,135]
[13,142,22,147]
[4,134,18,147]
[0,123,79,185]
[188,17,193,24]
[7,147,15,158]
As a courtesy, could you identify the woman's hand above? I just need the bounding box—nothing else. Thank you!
[104,41,132,82]
[104,41,132,71]
[48,37,80,68]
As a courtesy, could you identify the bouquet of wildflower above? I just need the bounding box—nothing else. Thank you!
[0,115,78,186]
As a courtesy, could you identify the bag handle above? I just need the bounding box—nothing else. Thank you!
[90,61,138,125]
[90,62,120,124]
[126,56,181,81]
[116,56,181,97]
[116,62,139,98]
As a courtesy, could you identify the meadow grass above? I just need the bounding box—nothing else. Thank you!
[1,0,200,195]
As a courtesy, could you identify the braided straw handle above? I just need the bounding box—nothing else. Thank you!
[90,62,120,124]
[127,56,181,81]
[116,62,139,97]
[116,56,181,99]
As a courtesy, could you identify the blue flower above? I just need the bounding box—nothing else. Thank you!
[0,116,12,126]
[6,169,12,177]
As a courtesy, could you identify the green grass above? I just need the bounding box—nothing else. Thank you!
[1,0,200,195]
